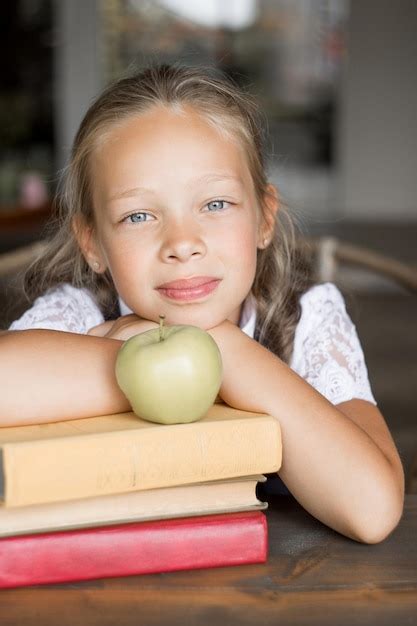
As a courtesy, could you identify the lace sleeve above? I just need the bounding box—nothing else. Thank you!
[8,283,105,334]
[290,282,377,406]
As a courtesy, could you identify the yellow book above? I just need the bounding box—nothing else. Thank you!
[0,404,281,507]
[0,475,267,537]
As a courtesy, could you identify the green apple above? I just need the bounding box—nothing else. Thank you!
[115,315,223,425]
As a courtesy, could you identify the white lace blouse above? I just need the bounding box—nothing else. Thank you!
[8,281,376,406]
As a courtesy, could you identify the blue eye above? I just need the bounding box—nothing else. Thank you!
[123,212,151,224]
[206,200,228,212]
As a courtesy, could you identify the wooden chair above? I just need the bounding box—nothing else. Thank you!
[0,241,49,330]
[0,241,48,278]
[298,236,417,294]
[300,237,417,495]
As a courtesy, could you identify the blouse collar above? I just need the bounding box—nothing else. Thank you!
[238,292,257,338]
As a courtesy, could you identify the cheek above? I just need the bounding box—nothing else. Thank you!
[222,232,258,295]
[99,236,149,283]
[223,221,258,265]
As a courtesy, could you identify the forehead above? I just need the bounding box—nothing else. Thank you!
[91,104,252,178]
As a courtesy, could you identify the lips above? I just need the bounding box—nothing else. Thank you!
[157,276,219,290]
[156,276,221,302]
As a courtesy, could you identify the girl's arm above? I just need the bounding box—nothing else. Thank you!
[207,321,404,544]
[1,320,404,542]
[0,316,159,426]
[0,330,131,426]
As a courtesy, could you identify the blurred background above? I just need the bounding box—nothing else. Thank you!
[0,0,416,486]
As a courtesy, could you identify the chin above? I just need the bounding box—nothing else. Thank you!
[162,310,227,331]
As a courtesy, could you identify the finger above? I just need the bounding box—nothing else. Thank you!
[87,321,115,336]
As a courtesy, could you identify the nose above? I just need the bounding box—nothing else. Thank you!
[160,219,206,263]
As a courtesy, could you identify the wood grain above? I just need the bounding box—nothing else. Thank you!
[1,495,416,626]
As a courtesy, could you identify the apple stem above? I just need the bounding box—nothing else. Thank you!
[159,315,166,342]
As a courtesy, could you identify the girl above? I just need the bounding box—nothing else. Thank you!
[1,64,403,543]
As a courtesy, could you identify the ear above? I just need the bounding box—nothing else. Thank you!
[257,183,279,249]
[71,215,107,274]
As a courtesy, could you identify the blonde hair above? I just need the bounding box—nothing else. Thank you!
[23,63,314,363]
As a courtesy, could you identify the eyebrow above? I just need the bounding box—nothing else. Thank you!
[109,173,244,202]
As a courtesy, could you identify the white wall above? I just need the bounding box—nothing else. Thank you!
[337,0,417,220]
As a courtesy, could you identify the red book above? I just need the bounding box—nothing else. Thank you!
[0,511,267,588]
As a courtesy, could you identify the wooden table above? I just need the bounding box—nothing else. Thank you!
[1,495,416,625]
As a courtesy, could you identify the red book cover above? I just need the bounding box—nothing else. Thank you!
[0,511,267,588]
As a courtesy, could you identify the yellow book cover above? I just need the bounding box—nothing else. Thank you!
[0,404,281,507]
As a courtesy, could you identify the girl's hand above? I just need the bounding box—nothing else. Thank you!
[88,316,233,403]
[87,315,159,341]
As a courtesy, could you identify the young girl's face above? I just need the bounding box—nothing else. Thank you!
[86,104,277,330]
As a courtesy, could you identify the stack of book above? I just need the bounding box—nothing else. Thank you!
[0,403,282,588]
